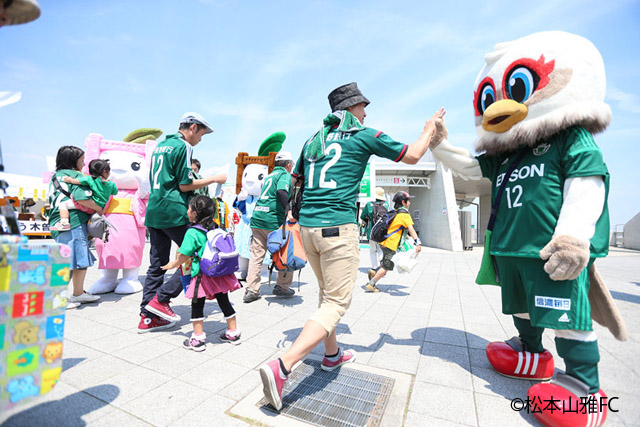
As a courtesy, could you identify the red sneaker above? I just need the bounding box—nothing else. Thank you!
[145,295,181,322]
[321,349,357,371]
[528,375,608,427]
[486,337,554,380]
[137,314,176,334]
[259,359,288,411]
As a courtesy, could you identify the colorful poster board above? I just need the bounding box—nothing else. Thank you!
[0,236,70,411]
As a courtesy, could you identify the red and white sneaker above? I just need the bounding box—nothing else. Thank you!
[321,349,356,371]
[486,337,554,380]
[528,374,608,427]
[137,314,176,334]
[50,222,71,231]
[145,295,181,322]
[259,359,288,411]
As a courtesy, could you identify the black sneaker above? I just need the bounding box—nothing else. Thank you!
[273,285,295,297]
[243,289,261,303]
[219,331,241,345]
[183,337,206,352]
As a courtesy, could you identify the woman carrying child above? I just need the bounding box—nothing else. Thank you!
[51,158,118,231]
[162,195,242,351]
[47,146,103,308]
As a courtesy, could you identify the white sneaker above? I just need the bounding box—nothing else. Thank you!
[69,292,101,304]
[66,301,81,310]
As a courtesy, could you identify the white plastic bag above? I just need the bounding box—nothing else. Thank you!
[392,248,418,273]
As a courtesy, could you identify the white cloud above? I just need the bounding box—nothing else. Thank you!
[607,86,640,114]
[0,91,21,108]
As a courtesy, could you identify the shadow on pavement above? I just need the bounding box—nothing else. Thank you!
[1,385,119,427]
[264,295,304,306]
[383,328,536,399]
[62,357,86,372]
[609,290,640,305]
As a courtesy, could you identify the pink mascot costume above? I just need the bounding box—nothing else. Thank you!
[83,133,156,294]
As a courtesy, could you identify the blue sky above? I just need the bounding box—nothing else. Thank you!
[1,0,639,226]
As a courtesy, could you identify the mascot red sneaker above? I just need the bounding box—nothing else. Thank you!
[429,31,626,427]
[486,336,554,380]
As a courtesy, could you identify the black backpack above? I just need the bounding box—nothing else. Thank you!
[371,201,387,225]
[370,209,402,243]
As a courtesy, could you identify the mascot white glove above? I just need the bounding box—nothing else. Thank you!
[540,235,590,281]
[136,168,151,199]
[237,189,248,202]
[430,117,448,149]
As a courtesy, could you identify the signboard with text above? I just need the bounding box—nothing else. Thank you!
[376,175,408,186]
[18,221,51,237]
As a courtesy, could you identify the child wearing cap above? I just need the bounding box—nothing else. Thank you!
[364,191,421,292]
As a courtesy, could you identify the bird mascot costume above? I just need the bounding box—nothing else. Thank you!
[83,129,160,294]
[430,31,626,427]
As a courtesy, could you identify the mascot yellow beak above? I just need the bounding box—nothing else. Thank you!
[482,99,528,133]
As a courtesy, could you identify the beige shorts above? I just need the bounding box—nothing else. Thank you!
[300,223,360,334]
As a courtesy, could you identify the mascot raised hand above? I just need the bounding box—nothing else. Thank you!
[233,132,284,280]
[430,31,626,427]
[84,129,160,294]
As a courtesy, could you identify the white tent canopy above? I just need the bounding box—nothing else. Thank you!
[0,172,49,200]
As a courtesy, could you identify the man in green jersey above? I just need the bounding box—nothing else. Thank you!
[360,187,388,275]
[140,112,227,333]
[244,151,295,302]
[259,82,445,410]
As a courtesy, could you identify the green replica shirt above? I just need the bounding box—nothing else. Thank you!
[295,127,407,228]
[146,133,194,228]
[47,169,93,238]
[477,126,610,258]
[360,200,389,239]
[178,227,207,276]
[77,175,118,207]
[250,166,291,230]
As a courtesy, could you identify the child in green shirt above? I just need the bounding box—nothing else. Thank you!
[51,159,118,231]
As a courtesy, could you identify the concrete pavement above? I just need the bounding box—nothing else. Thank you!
[1,244,638,426]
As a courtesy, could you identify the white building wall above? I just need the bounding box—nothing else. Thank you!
[623,212,640,250]
[478,195,491,244]
[415,166,463,251]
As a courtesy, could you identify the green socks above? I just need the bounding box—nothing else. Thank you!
[513,316,545,353]
[555,337,600,393]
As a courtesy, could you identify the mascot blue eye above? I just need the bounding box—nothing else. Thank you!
[258,174,264,180]
[478,84,496,115]
[506,66,537,103]
[131,162,140,171]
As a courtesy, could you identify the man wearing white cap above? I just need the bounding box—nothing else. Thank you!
[139,112,227,332]
[244,151,296,302]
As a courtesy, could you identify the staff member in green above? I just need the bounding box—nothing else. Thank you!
[360,187,388,276]
[140,112,227,333]
[244,148,296,303]
[259,82,445,410]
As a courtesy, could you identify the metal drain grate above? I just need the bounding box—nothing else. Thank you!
[258,359,395,427]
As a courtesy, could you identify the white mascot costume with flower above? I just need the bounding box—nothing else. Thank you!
[233,132,285,280]
[84,130,159,294]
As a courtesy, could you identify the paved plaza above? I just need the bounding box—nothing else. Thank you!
[1,243,638,426]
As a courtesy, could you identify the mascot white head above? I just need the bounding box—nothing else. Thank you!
[473,31,611,155]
